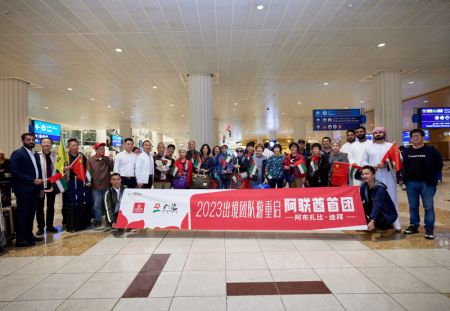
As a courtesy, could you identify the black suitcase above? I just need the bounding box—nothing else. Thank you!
[65,179,91,232]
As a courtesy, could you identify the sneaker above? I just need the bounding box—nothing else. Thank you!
[403,225,419,234]
[424,228,434,240]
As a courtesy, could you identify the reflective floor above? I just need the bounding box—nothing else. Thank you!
[1,170,449,310]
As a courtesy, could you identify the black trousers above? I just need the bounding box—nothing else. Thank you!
[36,191,56,230]
[142,175,153,189]
[121,176,137,188]
[15,191,39,243]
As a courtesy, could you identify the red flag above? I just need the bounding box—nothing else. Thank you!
[381,143,403,172]
[70,154,86,181]
[330,162,350,186]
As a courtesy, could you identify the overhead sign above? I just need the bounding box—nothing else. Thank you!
[313,109,361,131]
[115,187,367,231]
[419,107,450,129]
[33,120,61,143]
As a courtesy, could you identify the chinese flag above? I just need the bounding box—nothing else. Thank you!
[70,154,86,181]
[381,143,403,172]
[330,162,350,186]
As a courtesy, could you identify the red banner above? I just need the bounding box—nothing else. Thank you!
[190,186,366,230]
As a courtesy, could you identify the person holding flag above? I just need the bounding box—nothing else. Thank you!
[63,138,90,232]
[170,149,193,189]
[249,144,267,188]
[36,137,58,235]
[87,142,113,228]
[265,144,285,189]
[328,141,349,186]
[214,145,233,189]
[402,129,443,239]
[186,140,200,163]
[307,143,329,187]
[284,142,307,188]
[198,144,214,183]
[361,127,401,231]
[232,147,250,189]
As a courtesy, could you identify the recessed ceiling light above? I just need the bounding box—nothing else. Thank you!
[232,108,236,111]
[344,106,348,109]
[115,48,123,52]
[323,82,329,86]
[81,116,85,119]
[297,101,302,104]
[152,85,158,89]
[106,105,112,108]
[120,111,124,114]
[424,100,429,103]
[256,5,264,10]
[360,100,365,103]
[408,81,415,84]
[234,102,238,106]
[44,106,49,110]
[170,104,174,107]
[67,87,72,91]
[377,42,386,48]
[181,114,185,117]
[90,97,95,101]
[281,112,286,115]
[131,115,134,118]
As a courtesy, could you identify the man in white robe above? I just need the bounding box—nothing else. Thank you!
[349,127,373,186]
[362,126,401,231]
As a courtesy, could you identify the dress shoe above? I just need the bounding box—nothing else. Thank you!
[36,229,44,236]
[15,241,35,247]
[32,236,44,242]
[46,227,58,233]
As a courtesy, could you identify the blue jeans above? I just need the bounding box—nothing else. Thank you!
[92,189,107,224]
[405,180,436,229]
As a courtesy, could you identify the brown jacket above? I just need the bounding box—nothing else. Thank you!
[87,155,113,190]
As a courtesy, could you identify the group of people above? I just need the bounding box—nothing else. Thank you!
[5,124,443,247]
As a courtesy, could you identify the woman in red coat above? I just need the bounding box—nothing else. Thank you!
[172,149,193,189]
[284,142,307,188]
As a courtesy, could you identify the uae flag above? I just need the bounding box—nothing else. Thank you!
[293,159,307,175]
[169,165,179,177]
[225,155,233,163]
[70,154,86,181]
[330,162,350,186]
[349,163,361,186]
[48,173,68,193]
[381,143,403,172]
[310,160,318,172]
[249,159,257,177]
[86,161,93,183]
[193,154,202,170]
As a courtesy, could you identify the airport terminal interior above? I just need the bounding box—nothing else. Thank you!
[1,1,450,310]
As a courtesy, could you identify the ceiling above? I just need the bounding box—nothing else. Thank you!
[1,0,450,142]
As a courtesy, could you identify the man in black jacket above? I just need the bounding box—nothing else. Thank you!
[104,173,126,230]
[10,133,44,247]
[402,129,443,239]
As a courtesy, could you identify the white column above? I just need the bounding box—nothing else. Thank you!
[374,71,402,144]
[188,74,213,146]
[157,132,164,144]
[212,118,220,146]
[293,117,307,140]
[269,131,277,141]
[0,78,29,156]
[119,121,132,139]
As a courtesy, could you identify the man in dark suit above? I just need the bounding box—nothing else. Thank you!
[10,133,44,247]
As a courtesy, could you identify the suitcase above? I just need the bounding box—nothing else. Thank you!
[65,179,91,232]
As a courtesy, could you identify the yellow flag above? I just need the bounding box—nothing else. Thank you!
[55,143,68,174]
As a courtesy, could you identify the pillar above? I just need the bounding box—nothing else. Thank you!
[157,132,163,144]
[269,131,277,141]
[374,71,402,144]
[188,74,213,146]
[119,121,132,139]
[212,118,219,146]
[293,117,306,140]
[0,78,29,156]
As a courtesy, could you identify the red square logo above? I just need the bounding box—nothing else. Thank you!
[133,202,145,213]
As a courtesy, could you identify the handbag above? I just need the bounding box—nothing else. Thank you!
[172,176,188,189]
[191,173,210,189]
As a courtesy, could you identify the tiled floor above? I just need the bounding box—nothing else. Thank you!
[0,173,449,310]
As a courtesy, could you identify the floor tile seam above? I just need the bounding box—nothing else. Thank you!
[3,256,48,275]
[12,270,57,302]
[375,249,446,267]
[398,265,450,293]
[352,265,397,296]
[169,236,194,310]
